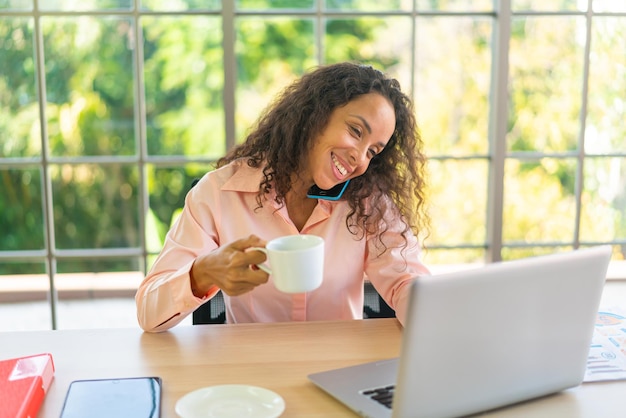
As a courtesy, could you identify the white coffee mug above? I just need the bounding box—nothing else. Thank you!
[252,235,324,293]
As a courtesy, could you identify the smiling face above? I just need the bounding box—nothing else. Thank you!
[304,93,396,191]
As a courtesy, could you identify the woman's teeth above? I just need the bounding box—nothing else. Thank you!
[332,154,347,176]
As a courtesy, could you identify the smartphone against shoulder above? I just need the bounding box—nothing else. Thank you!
[306,180,350,201]
[59,377,162,418]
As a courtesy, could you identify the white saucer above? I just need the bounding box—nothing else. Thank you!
[175,384,286,418]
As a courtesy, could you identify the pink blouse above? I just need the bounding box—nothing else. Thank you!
[135,160,430,332]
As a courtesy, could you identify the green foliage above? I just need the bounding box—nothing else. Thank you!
[0,169,45,251]
[43,17,135,157]
[325,18,396,67]
[1,5,625,277]
[145,208,165,253]
[0,18,40,158]
[237,18,315,83]
[50,164,140,250]
[143,16,224,157]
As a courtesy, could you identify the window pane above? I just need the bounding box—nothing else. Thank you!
[502,245,574,261]
[141,0,220,11]
[39,0,132,11]
[147,163,216,253]
[417,16,492,156]
[326,0,411,11]
[508,16,586,153]
[0,262,51,332]
[43,17,136,157]
[325,16,412,90]
[0,0,31,11]
[143,16,224,157]
[503,158,577,244]
[580,157,626,247]
[0,18,41,158]
[235,17,315,142]
[427,159,488,246]
[424,248,486,266]
[512,0,584,11]
[56,260,141,330]
[0,168,44,251]
[593,0,626,12]
[57,257,141,274]
[0,260,45,277]
[55,296,138,329]
[416,0,493,12]
[585,17,626,154]
[50,164,139,249]
[237,0,314,9]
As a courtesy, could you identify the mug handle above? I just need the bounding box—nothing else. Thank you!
[248,247,272,274]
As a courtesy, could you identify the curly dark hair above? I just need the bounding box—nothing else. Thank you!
[218,62,429,254]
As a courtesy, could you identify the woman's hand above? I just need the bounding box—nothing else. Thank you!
[190,234,269,297]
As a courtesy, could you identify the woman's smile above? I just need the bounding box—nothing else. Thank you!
[331,152,349,178]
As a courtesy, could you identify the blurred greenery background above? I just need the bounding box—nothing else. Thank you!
[1,0,625,281]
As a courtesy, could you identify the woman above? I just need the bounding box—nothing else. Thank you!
[136,62,430,332]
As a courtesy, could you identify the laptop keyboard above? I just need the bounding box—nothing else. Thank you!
[361,385,395,409]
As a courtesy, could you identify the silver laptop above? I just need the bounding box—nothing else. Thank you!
[308,246,612,418]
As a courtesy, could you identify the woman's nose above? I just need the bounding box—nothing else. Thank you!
[349,146,369,166]
[349,151,370,175]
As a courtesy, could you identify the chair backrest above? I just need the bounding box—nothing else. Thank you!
[192,283,394,325]
[362,281,396,319]
[192,291,226,324]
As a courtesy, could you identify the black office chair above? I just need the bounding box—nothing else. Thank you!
[192,283,395,325]
[192,291,226,324]
[362,281,396,319]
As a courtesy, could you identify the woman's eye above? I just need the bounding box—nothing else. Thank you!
[368,149,377,158]
[349,125,362,137]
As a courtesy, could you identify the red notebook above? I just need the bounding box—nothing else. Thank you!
[0,353,55,418]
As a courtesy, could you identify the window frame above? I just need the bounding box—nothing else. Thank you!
[1,0,624,330]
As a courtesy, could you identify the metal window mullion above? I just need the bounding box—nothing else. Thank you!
[0,250,47,260]
[33,0,58,330]
[133,0,149,275]
[485,0,511,263]
[410,0,416,95]
[223,1,236,151]
[316,0,323,64]
[55,247,144,258]
[573,0,594,250]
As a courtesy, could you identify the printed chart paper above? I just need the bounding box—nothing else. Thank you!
[584,308,626,382]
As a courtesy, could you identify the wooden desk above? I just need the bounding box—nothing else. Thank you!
[2,318,626,418]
